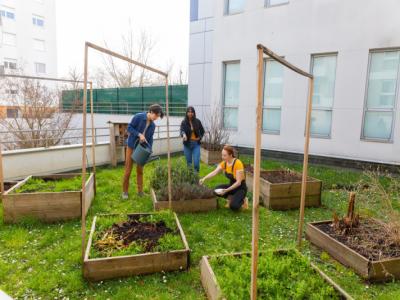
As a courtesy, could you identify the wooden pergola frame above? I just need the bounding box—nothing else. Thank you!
[0,73,96,198]
[81,42,172,260]
[251,44,314,300]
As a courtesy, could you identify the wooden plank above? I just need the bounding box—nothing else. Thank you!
[3,191,81,223]
[3,176,32,195]
[152,189,217,213]
[369,255,400,281]
[306,221,370,278]
[200,256,224,300]
[83,213,190,281]
[84,173,95,215]
[265,194,321,210]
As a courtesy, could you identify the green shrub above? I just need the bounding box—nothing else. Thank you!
[14,176,82,193]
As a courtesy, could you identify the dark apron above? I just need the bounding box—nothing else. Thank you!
[223,159,247,192]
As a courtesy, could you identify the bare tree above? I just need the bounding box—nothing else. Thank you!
[0,77,77,150]
[101,20,156,88]
[202,106,231,151]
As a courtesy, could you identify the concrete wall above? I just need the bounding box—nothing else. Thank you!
[2,137,183,180]
[189,0,400,165]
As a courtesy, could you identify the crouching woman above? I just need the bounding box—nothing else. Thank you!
[199,145,248,211]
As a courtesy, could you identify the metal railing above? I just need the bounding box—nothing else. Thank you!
[0,125,181,151]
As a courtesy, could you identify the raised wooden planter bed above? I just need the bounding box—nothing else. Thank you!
[151,189,218,213]
[2,173,95,223]
[200,250,352,300]
[306,220,400,282]
[200,147,221,165]
[246,168,321,210]
[83,212,190,281]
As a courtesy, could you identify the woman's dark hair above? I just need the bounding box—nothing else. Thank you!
[149,104,164,119]
[223,145,236,158]
[185,106,196,122]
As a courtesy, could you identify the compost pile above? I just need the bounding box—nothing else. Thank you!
[94,215,176,254]
[245,166,303,183]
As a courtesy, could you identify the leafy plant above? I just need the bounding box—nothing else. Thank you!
[156,182,215,202]
[210,250,339,300]
[13,175,83,193]
[150,158,214,201]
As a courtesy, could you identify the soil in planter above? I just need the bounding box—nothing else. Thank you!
[209,250,340,299]
[4,182,17,191]
[91,212,184,258]
[156,182,215,202]
[316,218,400,261]
[13,176,82,193]
[246,166,304,183]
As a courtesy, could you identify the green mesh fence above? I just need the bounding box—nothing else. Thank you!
[61,85,187,116]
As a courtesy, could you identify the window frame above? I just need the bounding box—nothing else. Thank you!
[262,58,284,135]
[3,32,17,46]
[309,52,338,139]
[4,58,17,70]
[224,0,245,16]
[32,15,45,27]
[222,60,241,130]
[360,48,400,143]
[265,0,289,8]
[33,38,46,51]
[34,62,46,74]
[0,6,16,20]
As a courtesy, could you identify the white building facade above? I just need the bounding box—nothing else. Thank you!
[0,0,57,77]
[188,0,400,165]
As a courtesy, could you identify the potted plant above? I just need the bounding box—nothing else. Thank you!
[201,107,230,165]
[150,159,217,213]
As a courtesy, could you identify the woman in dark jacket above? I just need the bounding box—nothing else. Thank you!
[180,106,205,172]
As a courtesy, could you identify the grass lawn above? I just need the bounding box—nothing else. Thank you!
[0,156,399,299]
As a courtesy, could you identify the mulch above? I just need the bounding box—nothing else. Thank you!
[245,166,304,183]
[317,218,400,261]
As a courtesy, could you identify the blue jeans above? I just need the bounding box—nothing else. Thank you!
[183,141,201,172]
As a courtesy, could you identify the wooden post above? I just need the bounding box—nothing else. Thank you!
[297,77,314,248]
[0,146,4,194]
[251,46,264,300]
[81,43,89,260]
[165,75,172,209]
[89,82,96,192]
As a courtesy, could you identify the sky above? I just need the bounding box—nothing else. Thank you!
[56,0,189,81]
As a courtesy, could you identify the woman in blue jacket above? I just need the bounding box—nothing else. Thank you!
[122,104,164,199]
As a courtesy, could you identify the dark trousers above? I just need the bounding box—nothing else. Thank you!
[214,184,247,211]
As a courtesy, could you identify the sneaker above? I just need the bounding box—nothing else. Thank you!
[122,192,129,200]
[241,198,249,210]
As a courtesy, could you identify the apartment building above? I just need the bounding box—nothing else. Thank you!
[0,0,57,77]
[188,0,400,165]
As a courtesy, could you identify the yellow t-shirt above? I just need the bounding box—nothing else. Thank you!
[219,159,245,180]
[190,131,199,140]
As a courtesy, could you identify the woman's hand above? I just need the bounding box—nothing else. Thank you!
[139,133,146,143]
[182,134,187,141]
[219,189,228,196]
[199,178,205,185]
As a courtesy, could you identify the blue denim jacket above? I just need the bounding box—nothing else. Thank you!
[126,112,155,149]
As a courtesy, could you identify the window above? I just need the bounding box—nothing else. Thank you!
[263,59,283,133]
[32,15,45,27]
[0,7,16,20]
[190,0,199,22]
[34,62,46,74]
[7,108,18,118]
[6,89,17,95]
[33,39,46,51]
[266,0,289,7]
[310,54,337,137]
[223,62,240,129]
[4,58,17,70]
[226,0,245,15]
[362,50,400,141]
[3,32,16,46]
